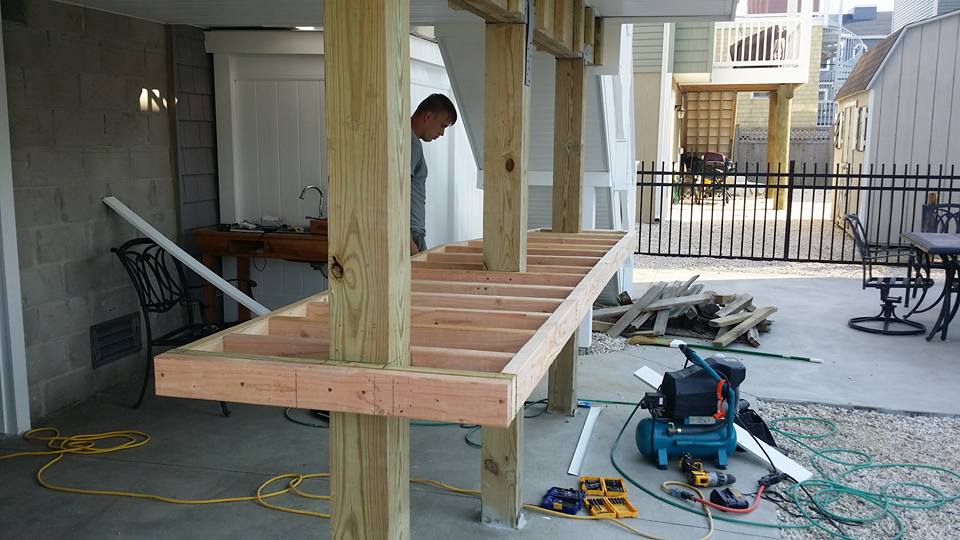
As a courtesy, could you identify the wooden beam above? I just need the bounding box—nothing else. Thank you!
[155,352,514,426]
[713,307,778,347]
[445,244,606,257]
[483,23,530,274]
[221,334,513,373]
[582,6,596,64]
[481,19,530,529]
[552,57,585,233]
[412,292,561,312]
[450,0,526,23]
[412,267,582,287]
[411,279,572,299]
[766,84,794,209]
[547,333,577,415]
[324,1,410,537]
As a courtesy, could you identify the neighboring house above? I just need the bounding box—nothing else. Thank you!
[832,10,960,242]
[632,2,816,219]
[843,6,893,47]
[892,0,960,31]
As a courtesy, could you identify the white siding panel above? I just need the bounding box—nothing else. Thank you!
[277,82,302,224]
[873,45,902,165]
[528,185,552,229]
[255,81,280,219]
[235,80,260,222]
[893,28,922,165]
[927,16,958,165]
[910,23,940,164]
[893,0,937,32]
[939,0,960,15]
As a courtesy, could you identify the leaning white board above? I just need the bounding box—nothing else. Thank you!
[103,196,270,317]
[633,366,813,482]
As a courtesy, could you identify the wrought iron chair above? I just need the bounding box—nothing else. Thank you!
[112,238,257,415]
[844,213,932,335]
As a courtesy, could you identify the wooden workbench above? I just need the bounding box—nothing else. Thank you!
[155,229,633,427]
[192,227,328,321]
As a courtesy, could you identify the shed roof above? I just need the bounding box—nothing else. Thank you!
[836,10,960,100]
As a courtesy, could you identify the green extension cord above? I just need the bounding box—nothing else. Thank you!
[609,404,960,540]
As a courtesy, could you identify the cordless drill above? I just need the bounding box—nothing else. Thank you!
[688,469,736,488]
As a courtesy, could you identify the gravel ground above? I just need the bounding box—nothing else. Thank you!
[756,401,960,540]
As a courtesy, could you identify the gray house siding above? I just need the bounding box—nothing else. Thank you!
[632,24,663,73]
[673,23,712,74]
[892,0,937,31]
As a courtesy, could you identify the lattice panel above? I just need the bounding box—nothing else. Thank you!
[683,91,737,157]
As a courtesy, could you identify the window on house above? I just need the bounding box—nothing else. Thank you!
[752,91,770,99]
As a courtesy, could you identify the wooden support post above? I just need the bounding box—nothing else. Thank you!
[766,84,794,209]
[547,57,585,417]
[324,1,411,538]
[481,21,529,529]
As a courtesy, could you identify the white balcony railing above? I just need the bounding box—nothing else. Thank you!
[708,17,812,85]
[713,17,806,70]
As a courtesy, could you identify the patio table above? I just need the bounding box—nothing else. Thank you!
[902,232,960,341]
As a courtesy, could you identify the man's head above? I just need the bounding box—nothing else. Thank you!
[411,94,457,142]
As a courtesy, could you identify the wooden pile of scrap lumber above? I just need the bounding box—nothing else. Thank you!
[592,275,777,347]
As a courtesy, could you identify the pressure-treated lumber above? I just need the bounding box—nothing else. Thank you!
[483,23,529,274]
[713,307,778,347]
[606,282,666,337]
[766,84,794,210]
[552,56,585,233]
[547,333,577,416]
[323,2,410,538]
[450,0,526,22]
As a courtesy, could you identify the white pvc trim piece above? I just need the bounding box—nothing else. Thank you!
[102,196,270,317]
[567,406,603,476]
[633,366,812,482]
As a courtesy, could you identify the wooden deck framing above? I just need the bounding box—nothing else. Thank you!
[154,229,634,427]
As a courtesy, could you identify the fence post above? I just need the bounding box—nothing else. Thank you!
[782,160,795,260]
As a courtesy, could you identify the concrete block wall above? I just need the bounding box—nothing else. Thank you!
[3,0,179,419]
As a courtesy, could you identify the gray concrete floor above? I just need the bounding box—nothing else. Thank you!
[1,272,957,538]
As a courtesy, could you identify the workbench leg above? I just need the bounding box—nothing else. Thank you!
[481,416,524,528]
[547,333,578,416]
[201,253,218,324]
[236,256,251,321]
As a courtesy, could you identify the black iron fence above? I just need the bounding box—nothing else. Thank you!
[635,162,960,264]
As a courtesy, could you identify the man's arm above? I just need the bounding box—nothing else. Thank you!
[410,234,420,256]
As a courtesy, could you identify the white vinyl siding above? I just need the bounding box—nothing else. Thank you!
[892,0,937,31]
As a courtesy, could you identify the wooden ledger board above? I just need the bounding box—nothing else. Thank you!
[155,229,635,427]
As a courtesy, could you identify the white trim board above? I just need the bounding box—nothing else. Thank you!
[633,365,813,482]
[102,197,269,317]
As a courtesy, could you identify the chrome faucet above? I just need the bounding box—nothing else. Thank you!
[299,185,324,220]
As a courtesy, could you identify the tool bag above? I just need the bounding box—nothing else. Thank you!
[735,405,782,452]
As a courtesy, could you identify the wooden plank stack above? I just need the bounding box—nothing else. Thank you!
[592,275,777,347]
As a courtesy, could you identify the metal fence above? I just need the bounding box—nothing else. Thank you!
[635,162,960,264]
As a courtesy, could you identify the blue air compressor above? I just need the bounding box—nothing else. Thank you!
[636,344,745,469]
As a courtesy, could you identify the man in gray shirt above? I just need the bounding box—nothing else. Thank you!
[410,94,458,254]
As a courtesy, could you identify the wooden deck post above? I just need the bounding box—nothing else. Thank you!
[481,20,530,529]
[324,2,411,539]
[547,57,585,416]
[766,83,794,210]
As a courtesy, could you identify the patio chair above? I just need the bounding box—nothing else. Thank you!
[112,238,257,415]
[905,203,960,316]
[844,213,932,336]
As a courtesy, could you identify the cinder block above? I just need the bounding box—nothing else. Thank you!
[80,73,128,111]
[153,177,176,209]
[29,383,45,420]
[14,187,61,228]
[19,263,65,307]
[48,31,101,73]
[130,146,172,178]
[5,65,26,107]
[8,108,55,149]
[24,68,80,108]
[17,229,36,269]
[82,149,129,181]
[53,110,108,146]
[89,283,139,324]
[87,215,137,256]
[41,367,95,416]
[105,177,155,215]
[23,295,90,347]
[104,111,149,145]
[130,17,166,50]
[27,0,83,34]
[101,43,145,77]
[25,339,69,388]
[36,223,87,263]
[2,24,50,68]
[65,331,92,371]
[83,8,131,42]
[145,50,168,78]
[27,148,82,184]
[148,114,171,146]
[60,182,105,223]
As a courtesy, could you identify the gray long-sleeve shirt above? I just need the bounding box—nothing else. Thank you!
[410,131,428,235]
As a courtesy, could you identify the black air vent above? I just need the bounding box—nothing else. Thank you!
[90,313,142,368]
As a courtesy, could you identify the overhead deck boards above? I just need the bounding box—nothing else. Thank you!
[154,229,634,427]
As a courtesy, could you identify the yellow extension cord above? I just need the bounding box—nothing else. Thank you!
[0,428,714,539]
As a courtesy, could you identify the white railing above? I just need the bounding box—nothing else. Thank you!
[817,101,837,127]
[713,17,805,69]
